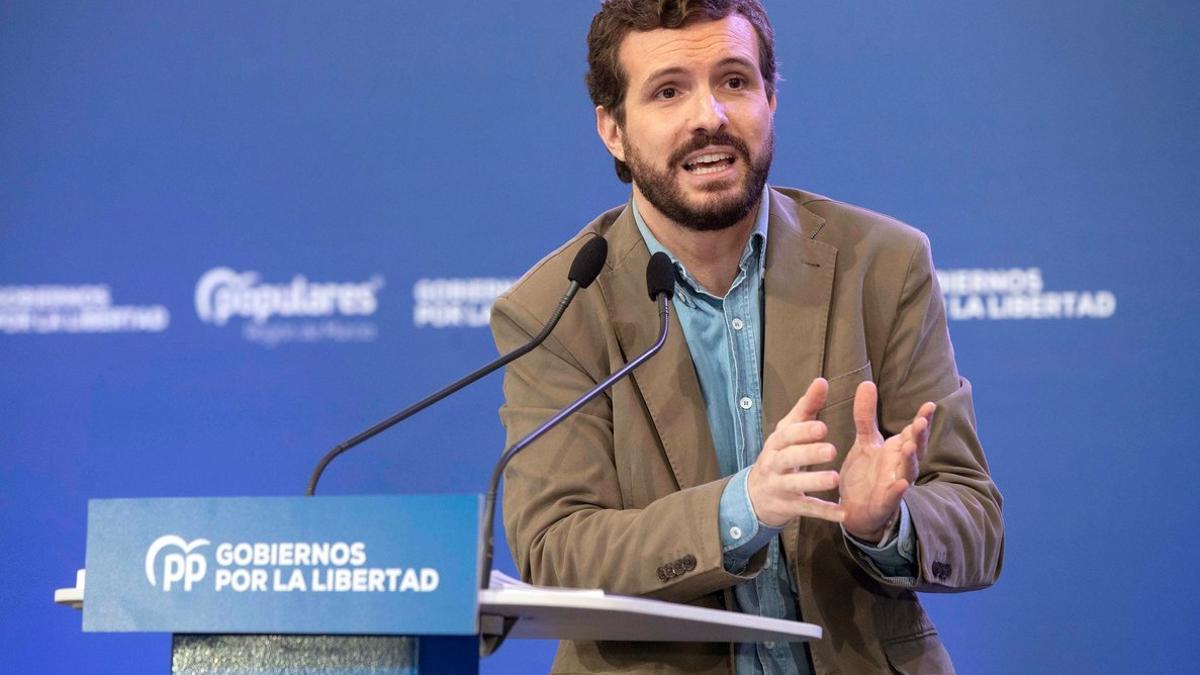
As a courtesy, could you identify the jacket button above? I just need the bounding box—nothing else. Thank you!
[931,561,951,580]
[657,567,670,582]
[681,554,696,571]
[671,561,685,576]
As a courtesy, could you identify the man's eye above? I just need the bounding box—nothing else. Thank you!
[727,77,745,89]
[656,87,678,100]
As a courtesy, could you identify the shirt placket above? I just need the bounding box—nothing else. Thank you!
[725,267,750,472]
[726,263,787,674]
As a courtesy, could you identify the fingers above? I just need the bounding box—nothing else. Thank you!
[884,400,936,459]
[852,381,880,441]
[747,462,846,526]
[763,420,827,454]
[781,470,840,494]
[914,402,935,457]
[794,496,846,524]
[749,412,845,527]
[780,378,828,426]
[910,402,935,433]
[897,437,920,483]
[770,441,837,472]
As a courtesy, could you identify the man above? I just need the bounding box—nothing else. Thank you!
[489,1,1003,673]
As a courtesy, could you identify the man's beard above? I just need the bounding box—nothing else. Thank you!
[624,128,773,232]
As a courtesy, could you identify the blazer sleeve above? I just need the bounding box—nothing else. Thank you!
[845,233,1005,592]
[490,290,766,603]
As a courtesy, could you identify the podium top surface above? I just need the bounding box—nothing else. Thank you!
[61,569,821,644]
[479,588,821,643]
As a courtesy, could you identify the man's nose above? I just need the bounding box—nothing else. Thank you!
[690,89,728,134]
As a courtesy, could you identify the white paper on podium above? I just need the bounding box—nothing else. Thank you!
[486,570,604,597]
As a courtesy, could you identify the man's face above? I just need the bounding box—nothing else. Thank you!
[598,14,776,231]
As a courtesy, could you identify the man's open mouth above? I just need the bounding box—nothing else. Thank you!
[682,152,735,175]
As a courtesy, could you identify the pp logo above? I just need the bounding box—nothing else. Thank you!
[145,535,211,591]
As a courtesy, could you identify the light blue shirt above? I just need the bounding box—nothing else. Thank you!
[632,189,917,675]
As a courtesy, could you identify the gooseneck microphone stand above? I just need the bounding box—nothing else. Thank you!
[305,236,607,496]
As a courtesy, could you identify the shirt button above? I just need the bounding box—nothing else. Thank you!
[731,318,744,330]
[739,397,753,410]
[729,526,743,540]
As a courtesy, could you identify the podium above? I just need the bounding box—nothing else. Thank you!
[56,495,821,673]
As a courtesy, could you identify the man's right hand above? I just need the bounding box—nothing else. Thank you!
[746,378,846,528]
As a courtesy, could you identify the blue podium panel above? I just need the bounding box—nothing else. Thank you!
[82,495,481,636]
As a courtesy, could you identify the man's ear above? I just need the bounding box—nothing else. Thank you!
[595,105,626,162]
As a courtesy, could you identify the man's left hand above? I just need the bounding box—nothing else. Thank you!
[839,381,936,542]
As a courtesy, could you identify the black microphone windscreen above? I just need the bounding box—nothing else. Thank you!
[645,252,676,300]
[568,236,608,288]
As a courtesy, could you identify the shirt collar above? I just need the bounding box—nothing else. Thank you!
[631,188,771,297]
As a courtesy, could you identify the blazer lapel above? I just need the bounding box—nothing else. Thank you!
[599,205,719,491]
[761,190,837,564]
[761,189,837,430]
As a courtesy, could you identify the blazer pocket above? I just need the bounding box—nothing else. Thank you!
[821,362,873,411]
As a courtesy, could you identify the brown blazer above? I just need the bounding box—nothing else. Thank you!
[490,187,1004,674]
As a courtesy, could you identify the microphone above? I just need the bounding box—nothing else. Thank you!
[480,252,675,589]
[305,235,608,496]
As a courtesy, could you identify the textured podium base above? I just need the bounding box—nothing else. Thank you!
[171,634,477,674]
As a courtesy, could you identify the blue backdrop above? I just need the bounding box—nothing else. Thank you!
[3,1,1198,672]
